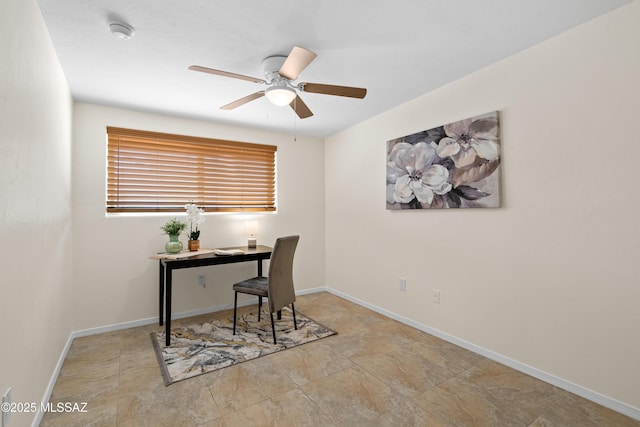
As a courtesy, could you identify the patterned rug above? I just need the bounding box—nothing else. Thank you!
[151,307,336,385]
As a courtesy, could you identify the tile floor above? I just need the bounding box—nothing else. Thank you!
[41,292,639,426]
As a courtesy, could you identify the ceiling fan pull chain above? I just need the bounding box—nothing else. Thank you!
[293,97,297,142]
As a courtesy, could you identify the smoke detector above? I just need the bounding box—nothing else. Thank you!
[109,22,135,40]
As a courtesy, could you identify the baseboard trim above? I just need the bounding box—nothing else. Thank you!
[38,286,639,425]
[323,286,640,422]
[33,333,75,426]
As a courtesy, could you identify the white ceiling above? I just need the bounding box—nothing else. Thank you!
[37,0,630,138]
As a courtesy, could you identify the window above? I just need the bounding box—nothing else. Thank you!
[106,127,276,213]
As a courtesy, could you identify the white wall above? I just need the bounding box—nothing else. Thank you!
[72,104,325,330]
[326,0,640,413]
[0,1,73,426]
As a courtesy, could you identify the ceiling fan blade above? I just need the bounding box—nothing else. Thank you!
[220,91,265,110]
[300,82,367,99]
[289,95,313,119]
[279,46,317,80]
[189,65,265,84]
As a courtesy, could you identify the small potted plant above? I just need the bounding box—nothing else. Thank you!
[161,218,187,253]
[184,203,205,251]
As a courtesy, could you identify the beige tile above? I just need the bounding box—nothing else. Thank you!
[57,353,120,379]
[413,375,520,427]
[371,400,450,427]
[407,334,485,378]
[48,367,119,405]
[531,390,640,427]
[315,314,371,337]
[197,419,227,427]
[296,292,387,335]
[328,319,423,359]
[49,332,122,410]
[461,359,561,423]
[118,325,159,356]
[61,335,121,366]
[295,291,353,314]
[117,376,221,426]
[217,389,335,427]
[302,365,405,426]
[203,353,299,415]
[40,401,117,427]
[269,340,353,386]
[118,348,165,394]
[413,359,563,427]
[351,348,451,397]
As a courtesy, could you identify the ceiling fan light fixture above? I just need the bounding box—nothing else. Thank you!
[265,86,296,107]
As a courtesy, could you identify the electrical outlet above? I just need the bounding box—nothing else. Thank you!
[198,274,206,288]
[2,387,11,427]
[432,289,441,304]
[399,278,407,292]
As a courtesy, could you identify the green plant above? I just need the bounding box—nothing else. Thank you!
[161,218,187,236]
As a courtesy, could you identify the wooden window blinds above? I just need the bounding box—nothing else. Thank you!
[106,127,276,213]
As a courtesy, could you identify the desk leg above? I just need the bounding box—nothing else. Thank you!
[159,261,165,326]
[258,259,263,276]
[165,269,172,347]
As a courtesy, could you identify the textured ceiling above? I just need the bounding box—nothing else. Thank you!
[37,0,630,138]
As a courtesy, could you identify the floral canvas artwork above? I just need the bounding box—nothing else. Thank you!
[386,111,500,209]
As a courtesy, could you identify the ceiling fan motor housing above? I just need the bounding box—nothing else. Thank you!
[262,55,288,82]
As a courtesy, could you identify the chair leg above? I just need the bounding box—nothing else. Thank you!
[233,291,238,335]
[291,303,298,330]
[270,311,277,344]
[258,296,262,321]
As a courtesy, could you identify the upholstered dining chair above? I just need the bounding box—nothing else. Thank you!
[232,235,300,344]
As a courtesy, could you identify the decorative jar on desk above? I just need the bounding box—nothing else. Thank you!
[165,235,183,254]
[161,218,186,254]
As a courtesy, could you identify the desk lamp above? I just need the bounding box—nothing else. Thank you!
[246,220,258,248]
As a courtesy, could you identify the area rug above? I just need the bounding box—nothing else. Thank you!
[151,307,336,385]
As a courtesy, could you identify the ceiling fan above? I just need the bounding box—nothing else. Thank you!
[188,46,367,119]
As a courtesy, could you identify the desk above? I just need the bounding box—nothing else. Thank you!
[157,245,272,346]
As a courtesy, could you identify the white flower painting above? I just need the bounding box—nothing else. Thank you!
[387,111,500,209]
